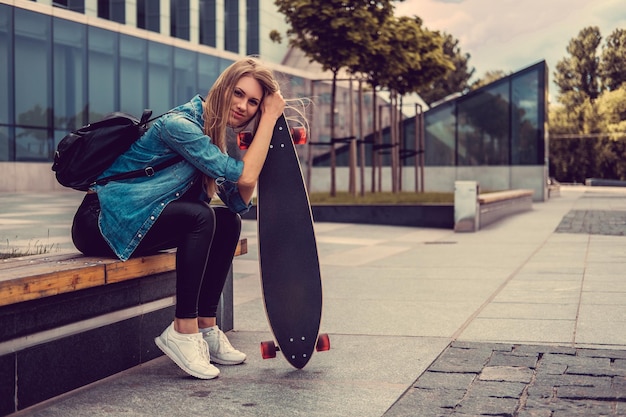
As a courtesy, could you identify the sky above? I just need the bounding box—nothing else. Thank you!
[395,0,626,92]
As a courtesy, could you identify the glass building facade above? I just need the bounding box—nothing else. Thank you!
[423,61,547,168]
[320,61,547,170]
[309,61,548,198]
[0,1,302,165]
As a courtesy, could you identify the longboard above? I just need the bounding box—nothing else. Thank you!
[239,114,329,369]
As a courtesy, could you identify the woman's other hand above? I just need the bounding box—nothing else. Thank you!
[261,91,285,122]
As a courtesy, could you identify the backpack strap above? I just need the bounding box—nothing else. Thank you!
[91,155,185,187]
[139,109,153,125]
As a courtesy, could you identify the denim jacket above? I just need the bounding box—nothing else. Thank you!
[94,95,250,261]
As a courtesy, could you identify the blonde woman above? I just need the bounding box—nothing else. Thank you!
[72,58,286,379]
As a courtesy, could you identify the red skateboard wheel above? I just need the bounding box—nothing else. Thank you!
[291,127,307,145]
[260,340,277,359]
[316,333,330,352]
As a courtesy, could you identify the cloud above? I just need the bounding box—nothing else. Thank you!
[395,0,626,84]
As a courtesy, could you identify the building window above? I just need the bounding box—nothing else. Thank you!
[120,35,147,114]
[424,102,456,166]
[174,48,196,104]
[0,4,13,161]
[14,9,52,161]
[53,0,85,13]
[53,17,86,132]
[88,26,117,120]
[246,0,259,56]
[199,0,216,47]
[171,0,190,41]
[98,0,125,24]
[224,0,238,53]
[511,69,541,165]
[148,41,173,115]
[137,0,160,33]
[457,82,510,166]
[198,54,220,92]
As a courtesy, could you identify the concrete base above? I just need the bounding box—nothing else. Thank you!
[242,204,454,229]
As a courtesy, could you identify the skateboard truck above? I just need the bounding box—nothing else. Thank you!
[238,126,307,150]
[260,334,330,360]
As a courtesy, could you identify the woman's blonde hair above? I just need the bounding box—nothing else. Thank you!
[202,57,279,197]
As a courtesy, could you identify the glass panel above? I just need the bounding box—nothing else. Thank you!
[16,127,52,161]
[0,4,12,125]
[110,0,125,23]
[15,9,51,129]
[246,0,259,55]
[148,41,173,115]
[199,0,216,47]
[224,0,238,53]
[457,82,510,165]
[97,0,109,19]
[218,58,234,74]
[0,126,9,161]
[511,69,540,165]
[88,27,117,121]
[171,0,190,41]
[401,118,416,167]
[198,53,219,94]
[174,48,197,104]
[137,0,159,32]
[54,18,86,131]
[120,35,146,114]
[15,10,52,161]
[53,0,85,13]
[53,128,68,159]
[424,102,455,166]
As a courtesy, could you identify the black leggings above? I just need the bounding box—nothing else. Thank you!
[71,193,242,319]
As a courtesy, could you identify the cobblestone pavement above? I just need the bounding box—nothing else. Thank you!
[385,341,626,417]
[556,210,626,236]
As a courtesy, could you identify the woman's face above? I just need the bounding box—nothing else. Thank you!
[229,75,263,127]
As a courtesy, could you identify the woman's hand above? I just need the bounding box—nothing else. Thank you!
[260,91,286,122]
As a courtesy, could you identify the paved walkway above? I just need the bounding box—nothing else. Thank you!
[2,186,626,416]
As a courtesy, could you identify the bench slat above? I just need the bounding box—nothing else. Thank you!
[106,252,176,283]
[0,239,247,307]
[478,189,533,204]
[0,265,104,306]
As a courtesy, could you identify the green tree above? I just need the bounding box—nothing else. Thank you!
[596,86,626,137]
[274,0,395,195]
[375,16,453,191]
[600,28,626,92]
[382,17,453,96]
[414,33,474,105]
[554,26,602,101]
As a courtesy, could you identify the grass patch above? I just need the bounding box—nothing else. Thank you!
[0,238,60,259]
[308,191,454,205]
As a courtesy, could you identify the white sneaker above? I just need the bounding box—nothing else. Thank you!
[155,323,220,379]
[202,326,247,365]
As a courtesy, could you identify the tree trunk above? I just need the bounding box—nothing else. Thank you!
[348,78,357,196]
[371,85,378,193]
[330,70,337,196]
[358,80,365,196]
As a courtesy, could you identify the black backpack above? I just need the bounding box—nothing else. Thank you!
[52,110,183,191]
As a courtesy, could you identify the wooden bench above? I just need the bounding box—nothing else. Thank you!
[0,239,247,415]
[0,239,247,307]
[478,189,534,229]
